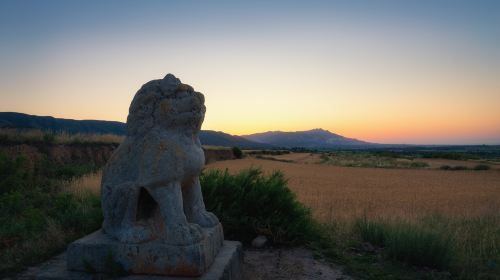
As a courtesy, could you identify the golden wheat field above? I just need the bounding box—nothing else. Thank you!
[206,154,500,223]
[67,153,500,222]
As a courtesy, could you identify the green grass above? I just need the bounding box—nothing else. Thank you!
[439,165,469,171]
[355,217,452,269]
[369,148,499,162]
[345,214,500,279]
[324,147,500,166]
[0,153,103,275]
[320,151,430,169]
[473,164,491,171]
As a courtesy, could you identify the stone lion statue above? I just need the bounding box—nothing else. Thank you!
[101,74,219,245]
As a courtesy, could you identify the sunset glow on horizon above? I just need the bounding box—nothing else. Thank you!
[1,1,499,145]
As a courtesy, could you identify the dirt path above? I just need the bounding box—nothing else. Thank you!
[269,153,322,164]
[243,248,352,280]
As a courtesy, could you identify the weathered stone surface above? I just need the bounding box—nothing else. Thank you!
[59,74,229,277]
[37,241,243,280]
[67,225,223,276]
[101,73,220,248]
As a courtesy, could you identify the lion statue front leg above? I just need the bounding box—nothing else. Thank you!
[102,182,154,244]
[147,182,204,246]
[182,176,220,228]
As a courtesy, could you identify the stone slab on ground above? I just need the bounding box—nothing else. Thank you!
[36,241,242,280]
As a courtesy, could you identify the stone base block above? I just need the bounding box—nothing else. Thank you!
[37,241,242,280]
[66,225,223,276]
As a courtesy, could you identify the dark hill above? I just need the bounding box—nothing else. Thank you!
[0,112,270,149]
[0,112,126,135]
[199,130,271,148]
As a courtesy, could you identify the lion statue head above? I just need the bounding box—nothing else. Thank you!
[127,73,206,136]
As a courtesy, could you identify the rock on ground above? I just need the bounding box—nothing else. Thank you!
[251,235,268,248]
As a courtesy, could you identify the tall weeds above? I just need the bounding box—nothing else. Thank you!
[352,214,500,278]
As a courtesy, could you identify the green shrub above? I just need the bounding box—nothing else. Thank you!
[320,153,330,163]
[450,166,468,170]
[201,168,317,245]
[421,152,469,160]
[473,164,490,170]
[231,146,243,159]
[440,165,468,171]
[409,161,429,168]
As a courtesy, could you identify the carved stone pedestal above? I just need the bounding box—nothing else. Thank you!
[37,226,242,280]
[67,224,223,276]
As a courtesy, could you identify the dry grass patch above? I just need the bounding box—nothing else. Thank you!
[63,170,102,197]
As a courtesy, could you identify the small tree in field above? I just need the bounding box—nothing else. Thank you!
[232,146,243,159]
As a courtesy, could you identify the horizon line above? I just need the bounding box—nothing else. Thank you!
[1,111,499,146]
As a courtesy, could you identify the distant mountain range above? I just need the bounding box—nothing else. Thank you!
[0,112,126,135]
[243,128,374,148]
[0,112,270,148]
[200,130,270,148]
[0,112,374,149]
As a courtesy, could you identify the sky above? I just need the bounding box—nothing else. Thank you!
[0,0,499,145]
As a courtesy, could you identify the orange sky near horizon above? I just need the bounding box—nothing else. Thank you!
[4,66,498,145]
[1,1,499,145]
